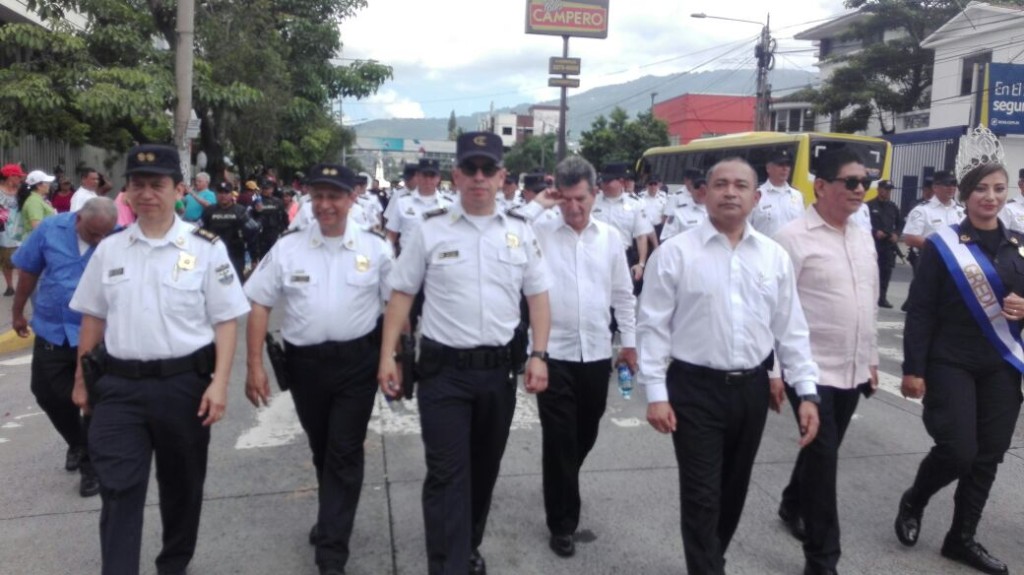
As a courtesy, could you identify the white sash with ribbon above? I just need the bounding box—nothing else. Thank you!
[929,225,1024,373]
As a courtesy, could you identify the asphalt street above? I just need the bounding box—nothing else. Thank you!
[2,261,1024,575]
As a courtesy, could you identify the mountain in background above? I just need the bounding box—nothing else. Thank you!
[353,69,818,141]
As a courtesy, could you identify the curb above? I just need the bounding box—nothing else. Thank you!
[0,329,33,355]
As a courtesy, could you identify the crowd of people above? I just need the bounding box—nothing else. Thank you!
[5,124,1023,575]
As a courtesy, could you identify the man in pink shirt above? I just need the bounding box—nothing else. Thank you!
[770,148,880,575]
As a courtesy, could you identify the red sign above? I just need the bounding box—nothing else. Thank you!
[525,0,609,39]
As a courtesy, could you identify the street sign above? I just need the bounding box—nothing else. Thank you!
[549,57,582,75]
[548,77,581,88]
[525,0,609,39]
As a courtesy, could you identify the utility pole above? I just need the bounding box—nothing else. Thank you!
[173,0,195,184]
[754,14,774,131]
[557,35,569,162]
[650,92,658,115]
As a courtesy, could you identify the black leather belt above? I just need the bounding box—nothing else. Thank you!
[673,355,772,385]
[285,329,377,361]
[427,338,511,370]
[106,344,215,379]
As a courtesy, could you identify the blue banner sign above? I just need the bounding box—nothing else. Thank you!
[984,63,1024,134]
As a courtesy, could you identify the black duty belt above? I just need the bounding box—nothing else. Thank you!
[672,355,773,385]
[285,329,378,361]
[425,337,512,370]
[106,344,215,379]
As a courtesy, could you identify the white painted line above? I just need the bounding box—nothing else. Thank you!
[0,438,8,444]
[878,370,921,405]
[234,392,305,450]
[610,417,643,428]
[13,411,44,420]
[0,353,33,366]
[1,422,21,429]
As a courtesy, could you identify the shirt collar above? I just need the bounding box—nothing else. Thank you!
[696,217,756,247]
[126,216,193,249]
[309,221,361,251]
[448,201,503,225]
[929,196,958,209]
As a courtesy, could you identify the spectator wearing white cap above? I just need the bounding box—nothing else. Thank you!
[22,170,57,237]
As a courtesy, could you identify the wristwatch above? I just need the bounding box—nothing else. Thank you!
[799,393,821,405]
[529,350,549,362]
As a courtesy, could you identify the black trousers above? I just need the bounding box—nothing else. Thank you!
[536,358,611,536]
[227,248,246,280]
[908,362,1022,526]
[417,365,516,575]
[88,371,211,575]
[780,384,861,570]
[30,337,90,461]
[667,360,770,575]
[878,263,894,302]
[286,342,379,570]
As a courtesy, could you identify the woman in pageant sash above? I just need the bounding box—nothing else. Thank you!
[894,127,1022,575]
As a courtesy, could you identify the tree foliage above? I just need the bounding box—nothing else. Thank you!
[578,107,669,172]
[2,0,392,178]
[503,133,556,175]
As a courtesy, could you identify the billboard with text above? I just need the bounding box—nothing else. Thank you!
[525,0,609,39]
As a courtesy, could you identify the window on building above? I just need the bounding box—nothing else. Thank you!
[961,51,992,96]
[501,126,513,136]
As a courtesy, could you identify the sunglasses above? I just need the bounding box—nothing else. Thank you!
[458,162,499,177]
[827,176,875,191]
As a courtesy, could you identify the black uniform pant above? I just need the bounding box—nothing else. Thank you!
[907,362,1022,527]
[780,384,861,570]
[227,247,246,280]
[30,337,90,461]
[417,365,516,575]
[88,371,210,575]
[667,359,770,575]
[537,358,611,536]
[285,339,379,570]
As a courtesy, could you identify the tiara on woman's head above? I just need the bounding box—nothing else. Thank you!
[955,125,1005,181]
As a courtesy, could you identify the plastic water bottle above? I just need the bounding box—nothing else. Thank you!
[616,363,633,400]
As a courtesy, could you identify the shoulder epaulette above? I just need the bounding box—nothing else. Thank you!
[366,226,387,240]
[423,207,448,220]
[505,208,527,221]
[278,228,300,239]
[192,227,219,243]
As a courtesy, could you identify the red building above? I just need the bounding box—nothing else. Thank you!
[653,94,756,144]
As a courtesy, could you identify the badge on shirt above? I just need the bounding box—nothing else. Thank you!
[215,264,235,285]
[290,273,310,283]
[356,254,370,273]
[177,252,197,271]
[439,250,459,260]
[506,233,520,248]
[108,267,124,278]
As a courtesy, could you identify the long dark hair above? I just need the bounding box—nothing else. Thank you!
[16,182,31,210]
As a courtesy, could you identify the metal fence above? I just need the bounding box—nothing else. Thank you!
[0,136,127,189]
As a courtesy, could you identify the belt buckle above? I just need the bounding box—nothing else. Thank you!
[724,370,746,385]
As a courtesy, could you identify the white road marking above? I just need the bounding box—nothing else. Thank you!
[234,392,305,450]
[1,422,22,429]
[13,411,44,420]
[0,353,33,366]
[0,438,9,444]
[610,417,643,428]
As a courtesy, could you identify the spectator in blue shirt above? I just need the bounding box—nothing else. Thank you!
[182,171,215,222]
[11,197,118,497]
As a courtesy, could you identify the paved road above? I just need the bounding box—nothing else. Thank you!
[2,262,1024,574]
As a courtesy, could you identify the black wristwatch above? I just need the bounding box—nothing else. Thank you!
[799,393,821,405]
[529,350,549,362]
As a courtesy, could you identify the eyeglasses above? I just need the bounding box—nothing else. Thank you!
[827,176,874,191]
[458,162,499,177]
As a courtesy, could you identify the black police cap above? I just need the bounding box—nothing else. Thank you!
[504,175,517,185]
[305,163,356,192]
[456,132,503,164]
[933,170,956,185]
[601,162,629,179]
[877,180,894,189]
[768,150,793,165]
[1018,168,1024,180]
[418,158,441,174]
[522,173,548,192]
[403,163,419,179]
[216,181,234,193]
[125,144,181,180]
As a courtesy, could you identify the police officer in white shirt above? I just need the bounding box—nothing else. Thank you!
[386,158,451,252]
[751,150,805,237]
[592,162,654,284]
[378,132,552,575]
[353,171,383,229]
[496,174,523,212]
[640,157,821,575]
[639,175,668,237]
[660,176,708,241]
[382,163,419,227]
[902,170,965,251]
[69,144,250,575]
[530,156,637,558]
[998,168,1024,233]
[662,168,699,218]
[244,163,392,575]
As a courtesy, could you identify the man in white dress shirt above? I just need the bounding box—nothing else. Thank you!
[751,150,805,237]
[531,156,637,558]
[70,168,101,213]
[640,156,821,575]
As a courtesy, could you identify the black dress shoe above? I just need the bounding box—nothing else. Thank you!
[549,533,575,557]
[894,489,923,547]
[309,523,319,546]
[4,286,14,296]
[79,471,100,497]
[878,300,893,309]
[778,504,806,541]
[469,548,487,575]
[942,532,1008,575]
[65,446,84,472]
[803,564,838,575]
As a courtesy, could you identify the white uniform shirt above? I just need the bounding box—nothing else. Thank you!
[851,202,873,234]
[662,187,692,219]
[999,197,1024,233]
[388,203,551,348]
[496,194,523,212]
[637,219,819,403]
[660,202,707,241]
[355,192,383,228]
[385,191,451,251]
[69,187,97,213]
[750,181,805,237]
[383,188,413,224]
[639,193,667,224]
[70,217,250,360]
[513,201,562,224]
[591,193,655,249]
[901,196,965,238]
[244,223,393,345]
[533,216,636,362]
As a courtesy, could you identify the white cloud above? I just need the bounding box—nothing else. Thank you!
[351,89,426,120]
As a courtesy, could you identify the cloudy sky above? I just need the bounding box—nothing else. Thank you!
[337,0,849,122]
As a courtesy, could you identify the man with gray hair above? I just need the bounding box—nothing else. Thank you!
[11,197,118,497]
[182,172,215,223]
[529,155,637,558]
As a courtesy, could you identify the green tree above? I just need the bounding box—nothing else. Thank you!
[3,0,391,178]
[579,107,669,172]
[447,110,458,140]
[503,133,556,175]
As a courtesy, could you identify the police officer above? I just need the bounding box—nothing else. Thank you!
[11,197,118,497]
[868,180,904,308]
[497,175,523,211]
[660,177,708,242]
[386,158,451,252]
[69,144,250,575]
[902,170,964,251]
[997,168,1024,233]
[383,162,420,227]
[201,181,257,278]
[751,150,804,237]
[592,162,654,286]
[353,172,383,229]
[378,132,552,575]
[245,163,392,575]
[252,177,289,261]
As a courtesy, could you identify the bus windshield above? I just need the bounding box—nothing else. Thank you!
[808,137,888,179]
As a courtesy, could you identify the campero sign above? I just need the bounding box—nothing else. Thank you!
[525,0,609,39]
